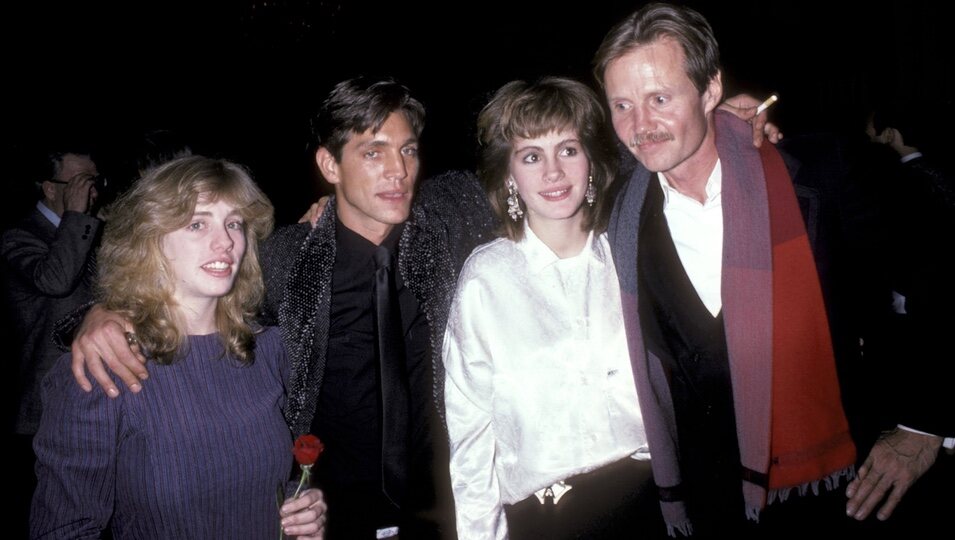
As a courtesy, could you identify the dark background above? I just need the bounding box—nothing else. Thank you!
[4,2,953,534]
[4,0,952,223]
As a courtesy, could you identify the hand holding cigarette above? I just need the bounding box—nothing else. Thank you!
[755,93,779,115]
[718,93,783,146]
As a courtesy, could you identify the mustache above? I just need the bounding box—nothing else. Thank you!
[629,131,675,147]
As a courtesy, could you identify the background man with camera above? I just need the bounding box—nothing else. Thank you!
[1,144,102,537]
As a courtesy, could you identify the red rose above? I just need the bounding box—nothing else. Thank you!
[292,434,324,466]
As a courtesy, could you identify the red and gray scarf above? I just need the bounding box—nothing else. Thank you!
[609,110,856,536]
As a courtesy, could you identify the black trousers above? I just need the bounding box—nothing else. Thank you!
[319,480,400,540]
[504,458,667,540]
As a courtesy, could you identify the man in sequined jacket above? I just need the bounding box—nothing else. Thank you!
[259,81,495,537]
[65,78,495,539]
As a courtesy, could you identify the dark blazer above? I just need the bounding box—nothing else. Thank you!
[778,135,954,440]
[2,208,100,434]
[896,156,954,436]
[259,170,495,436]
[259,170,496,537]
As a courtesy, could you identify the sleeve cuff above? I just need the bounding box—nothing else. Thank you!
[898,424,953,448]
[900,151,923,164]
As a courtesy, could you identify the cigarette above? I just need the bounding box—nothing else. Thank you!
[755,93,779,115]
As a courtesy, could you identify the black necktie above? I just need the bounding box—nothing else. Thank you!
[374,245,410,507]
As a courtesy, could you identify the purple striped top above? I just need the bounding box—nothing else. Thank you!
[31,327,293,539]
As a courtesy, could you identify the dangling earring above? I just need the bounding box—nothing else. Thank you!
[506,177,524,221]
[585,174,596,207]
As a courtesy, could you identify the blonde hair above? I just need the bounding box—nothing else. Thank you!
[97,156,274,365]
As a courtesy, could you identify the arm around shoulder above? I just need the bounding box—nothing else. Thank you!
[411,170,498,269]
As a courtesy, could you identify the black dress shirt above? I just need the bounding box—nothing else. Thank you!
[311,219,430,534]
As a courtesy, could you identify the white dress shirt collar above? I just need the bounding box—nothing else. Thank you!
[657,160,722,207]
[520,221,604,275]
[36,201,61,228]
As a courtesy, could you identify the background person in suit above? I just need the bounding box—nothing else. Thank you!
[2,144,101,538]
[837,106,955,530]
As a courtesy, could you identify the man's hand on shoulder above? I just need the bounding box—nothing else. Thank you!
[298,196,330,228]
[71,304,148,397]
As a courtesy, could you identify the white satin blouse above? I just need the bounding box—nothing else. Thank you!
[442,225,649,540]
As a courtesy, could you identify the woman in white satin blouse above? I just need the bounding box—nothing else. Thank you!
[442,77,660,540]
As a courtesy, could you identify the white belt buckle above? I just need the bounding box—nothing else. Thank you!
[533,480,573,505]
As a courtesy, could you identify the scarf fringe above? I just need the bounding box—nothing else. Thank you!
[766,465,856,506]
[745,503,761,523]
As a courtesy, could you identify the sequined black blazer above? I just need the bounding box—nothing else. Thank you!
[260,170,496,436]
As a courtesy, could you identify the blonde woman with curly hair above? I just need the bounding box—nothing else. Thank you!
[30,156,327,539]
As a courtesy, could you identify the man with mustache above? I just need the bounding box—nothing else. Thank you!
[594,3,948,537]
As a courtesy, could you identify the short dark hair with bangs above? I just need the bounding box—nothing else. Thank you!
[313,77,426,161]
[476,77,617,241]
